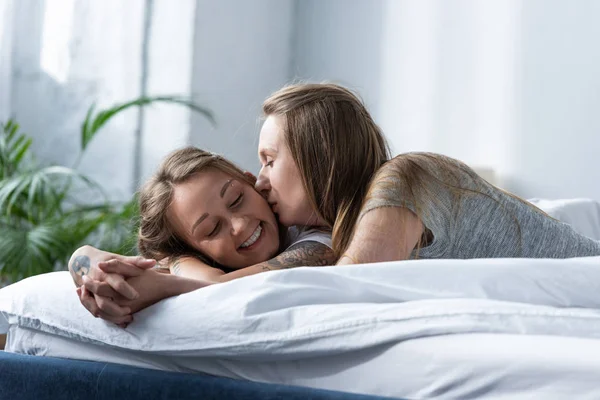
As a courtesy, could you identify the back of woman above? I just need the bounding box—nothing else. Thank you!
[360,152,600,259]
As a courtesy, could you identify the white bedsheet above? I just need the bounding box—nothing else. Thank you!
[2,256,600,399]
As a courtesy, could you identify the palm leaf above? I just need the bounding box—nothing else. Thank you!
[0,120,33,179]
[0,214,108,283]
[80,95,215,152]
[0,166,106,222]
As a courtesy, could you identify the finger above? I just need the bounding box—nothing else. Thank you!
[99,259,148,277]
[82,275,119,299]
[80,288,133,324]
[119,255,157,269]
[96,310,133,325]
[103,272,139,300]
[80,285,101,318]
[95,294,132,317]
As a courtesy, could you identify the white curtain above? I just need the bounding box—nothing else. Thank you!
[0,0,14,123]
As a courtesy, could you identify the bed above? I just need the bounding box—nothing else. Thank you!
[2,198,600,399]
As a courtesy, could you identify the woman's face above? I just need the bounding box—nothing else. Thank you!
[256,115,326,228]
[167,169,280,268]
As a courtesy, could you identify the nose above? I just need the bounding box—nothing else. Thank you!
[255,168,271,197]
[230,215,248,236]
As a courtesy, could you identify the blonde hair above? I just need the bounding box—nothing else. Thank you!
[262,83,391,257]
[137,146,254,263]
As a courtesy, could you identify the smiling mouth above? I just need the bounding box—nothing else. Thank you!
[239,224,263,249]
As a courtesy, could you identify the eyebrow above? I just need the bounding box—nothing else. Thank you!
[220,178,234,198]
[191,213,209,235]
[191,179,234,235]
[259,147,278,160]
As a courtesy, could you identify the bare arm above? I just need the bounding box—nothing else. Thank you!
[0,334,6,350]
[169,241,336,283]
[337,206,423,265]
[68,245,155,290]
[84,241,335,325]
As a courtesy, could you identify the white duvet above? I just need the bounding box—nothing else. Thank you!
[2,256,600,399]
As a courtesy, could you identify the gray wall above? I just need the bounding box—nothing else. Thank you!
[189,0,295,172]
[293,0,385,121]
[289,0,600,201]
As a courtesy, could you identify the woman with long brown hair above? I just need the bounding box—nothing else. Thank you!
[255,83,600,263]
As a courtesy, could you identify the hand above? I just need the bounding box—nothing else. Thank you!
[77,284,133,327]
[77,255,158,326]
[80,265,172,326]
[70,245,157,299]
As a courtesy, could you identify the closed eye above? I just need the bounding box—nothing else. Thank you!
[208,221,221,237]
[265,160,274,167]
[230,193,243,208]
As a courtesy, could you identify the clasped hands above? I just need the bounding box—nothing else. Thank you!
[77,255,167,328]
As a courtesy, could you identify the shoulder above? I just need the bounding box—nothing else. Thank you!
[285,226,333,250]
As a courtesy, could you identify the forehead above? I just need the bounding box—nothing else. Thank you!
[169,169,230,224]
[259,115,284,152]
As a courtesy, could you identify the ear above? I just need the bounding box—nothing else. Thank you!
[243,171,257,183]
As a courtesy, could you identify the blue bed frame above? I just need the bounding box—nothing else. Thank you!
[0,351,400,400]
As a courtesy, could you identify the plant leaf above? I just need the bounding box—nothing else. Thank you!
[80,95,214,152]
[80,103,96,152]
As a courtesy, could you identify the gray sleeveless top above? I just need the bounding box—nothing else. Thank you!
[360,153,600,259]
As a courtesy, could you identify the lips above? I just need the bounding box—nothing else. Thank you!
[239,224,263,250]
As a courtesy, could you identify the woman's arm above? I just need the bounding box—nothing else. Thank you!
[82,241,335,325]
[0,334,6,350]
[166,241,336,283]
[337,206,423,265]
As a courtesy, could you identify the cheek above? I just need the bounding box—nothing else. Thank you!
[196,239,232,262]
[276,160,303,196]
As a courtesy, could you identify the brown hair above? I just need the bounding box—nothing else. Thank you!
[262,83,391,257]
[137,146,254,264]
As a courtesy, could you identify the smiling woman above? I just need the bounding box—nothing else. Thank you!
[68,147,336,326]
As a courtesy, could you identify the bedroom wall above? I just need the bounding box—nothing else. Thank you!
[292,0,385,127]
[189,0,295,173]
[292,0,600,201]
[509,0,600,200]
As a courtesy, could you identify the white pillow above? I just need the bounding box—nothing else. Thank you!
[4,256,600,355]
[528,198,600,240]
